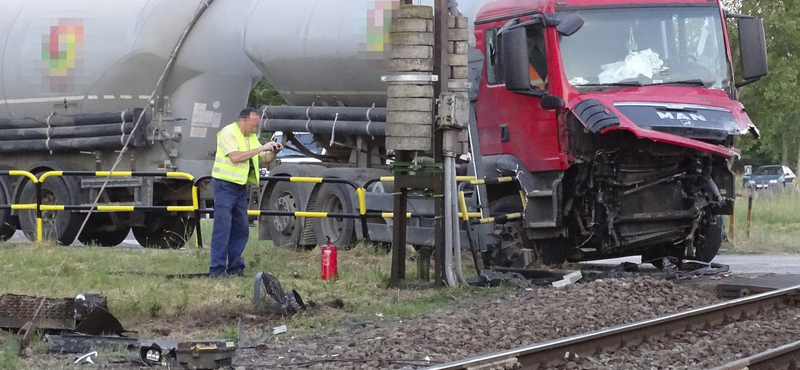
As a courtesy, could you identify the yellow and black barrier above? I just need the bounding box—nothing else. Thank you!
[37,171,198,244]
[0,170,42,241]
[193,175,369,248]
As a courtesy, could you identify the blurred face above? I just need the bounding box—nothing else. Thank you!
[239,112,260,135]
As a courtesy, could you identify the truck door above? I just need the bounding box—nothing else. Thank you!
[476,24,563,172]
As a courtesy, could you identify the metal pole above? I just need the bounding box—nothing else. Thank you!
[390,154,409,285]
[432,0,450,288]
[729,201,735,241]
[747,195,753,239]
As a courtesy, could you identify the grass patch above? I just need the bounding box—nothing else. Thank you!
[0,334,19,370]
[721,184,800,254]
[0,221,491,342]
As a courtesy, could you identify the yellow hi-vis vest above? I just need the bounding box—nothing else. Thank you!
[212,122,261,186]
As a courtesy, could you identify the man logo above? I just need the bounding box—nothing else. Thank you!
[682,121,693,126]
[656,111,707,121]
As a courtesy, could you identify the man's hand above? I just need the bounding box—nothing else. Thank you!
[261,141,283,153]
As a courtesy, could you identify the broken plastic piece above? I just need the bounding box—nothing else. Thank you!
[74,351,97,364]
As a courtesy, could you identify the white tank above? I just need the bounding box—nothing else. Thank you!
[244,0,491,107]
[0,0,490,175]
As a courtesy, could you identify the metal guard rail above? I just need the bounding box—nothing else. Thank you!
[0,170,519,247]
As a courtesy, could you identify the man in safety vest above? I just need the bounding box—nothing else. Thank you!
[209,107,282,277]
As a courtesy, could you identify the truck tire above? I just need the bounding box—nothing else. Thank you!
[0,173,17,241]
[266,181,303,249]
[696,215,724,262]
[18,176,82,245]
[313,183,355,249]
[78,226,131,247]
[489,195,567,267]
[133,215,194,249]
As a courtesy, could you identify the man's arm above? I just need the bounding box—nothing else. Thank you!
[228,141,283,163]
[228,147,267,163]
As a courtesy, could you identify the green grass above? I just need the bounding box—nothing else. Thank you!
[0,221,490,343]
[721,183,800,254]
[0,335,19,370]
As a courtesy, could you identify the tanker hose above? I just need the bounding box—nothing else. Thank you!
[451,157,469,286]
[443,155,458,287]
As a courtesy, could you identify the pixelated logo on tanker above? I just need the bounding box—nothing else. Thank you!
[41,18,83,93]
[359,0,400,64]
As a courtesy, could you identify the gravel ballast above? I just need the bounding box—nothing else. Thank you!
[555,307,800,370]
[234,277,722,369]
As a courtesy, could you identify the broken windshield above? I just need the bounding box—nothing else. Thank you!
[557,6,730,89]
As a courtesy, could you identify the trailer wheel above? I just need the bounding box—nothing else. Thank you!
[133,215,194,249]
[79,226,131,247]
[0,172,17,241]
[266,181,303,249]
[18,176,82,245]
[314,184,355,249]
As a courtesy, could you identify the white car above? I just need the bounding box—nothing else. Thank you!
[261,132,325,176]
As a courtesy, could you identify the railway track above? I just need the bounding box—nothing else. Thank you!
[423,284,800,370]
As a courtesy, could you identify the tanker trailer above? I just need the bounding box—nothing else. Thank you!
[0,0,265,247]
[0,0,490,248]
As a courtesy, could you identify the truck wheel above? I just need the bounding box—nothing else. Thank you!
[133,215,194,249]
[314,184,355,249]
[0,173,17,241]
[18,176,82,245]
[79,226,131,247]
[266,181,303,248]
[696,215,724,262]
[489,195,567,267]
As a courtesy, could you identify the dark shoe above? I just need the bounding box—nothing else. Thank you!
[227,270,244,277]
[207,272,226,278]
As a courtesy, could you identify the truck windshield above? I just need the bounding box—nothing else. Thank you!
[557,6,729,89]
[273,133,323,158]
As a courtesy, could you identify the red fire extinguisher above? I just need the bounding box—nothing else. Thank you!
[321,236,338,281]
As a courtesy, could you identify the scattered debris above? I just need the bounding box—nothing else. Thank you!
[272,325,287,335]
[130,339,178,367]
[253,272,305,316]
[74,351,97,364]
[552,271,583,288]
[375,313,384,318]
[176,340,236,370]
[46,334,139,354]
[0,293,126,335]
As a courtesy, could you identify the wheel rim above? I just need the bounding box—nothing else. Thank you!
[273,191,297,237]
[319,192,345,241]
[40,189,58,230]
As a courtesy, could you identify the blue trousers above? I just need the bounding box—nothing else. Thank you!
[209,178,249,276]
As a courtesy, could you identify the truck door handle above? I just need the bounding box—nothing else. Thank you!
[500,124,510,143]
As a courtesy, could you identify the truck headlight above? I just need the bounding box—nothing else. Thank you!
[769,179,778,184]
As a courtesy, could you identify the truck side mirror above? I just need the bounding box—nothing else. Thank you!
[738,18,768,81]
[500,27,535,94]
[556,14,584,36]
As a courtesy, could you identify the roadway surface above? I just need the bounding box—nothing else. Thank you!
[8,231,800,274]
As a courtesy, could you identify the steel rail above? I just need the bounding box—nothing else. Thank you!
[708,340,800,370]
[423,284,800,370]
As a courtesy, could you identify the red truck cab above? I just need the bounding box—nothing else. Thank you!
[470,0,766,267]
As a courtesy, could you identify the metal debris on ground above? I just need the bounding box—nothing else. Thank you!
[552,271,583,288]
[129,339,179,367]
[176,340,236,370]
[0,293,126,335]
[46,334,139,354]
[253,272,305,316]
[237,318,271,349]
[272,325,288,335]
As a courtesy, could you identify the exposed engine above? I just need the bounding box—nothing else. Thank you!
[565,123,731,261]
